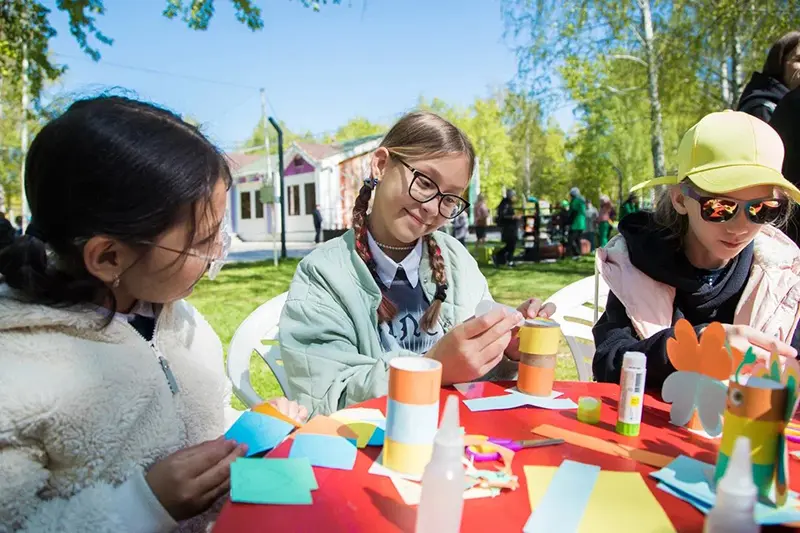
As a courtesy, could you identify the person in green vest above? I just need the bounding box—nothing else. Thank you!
[620,193,639,220]
[597,195,615,247]
[567,187,586,257]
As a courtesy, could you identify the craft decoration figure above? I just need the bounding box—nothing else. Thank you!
[517,318,561,397]
[382,357,442,476]
[661,320,743,436]
[714,350,800,506]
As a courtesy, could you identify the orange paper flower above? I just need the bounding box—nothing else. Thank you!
[666,320,742,380]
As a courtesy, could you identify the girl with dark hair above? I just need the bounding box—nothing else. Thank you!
[737,30,800,122]
[0,96,305,532]
[278,111,556,415]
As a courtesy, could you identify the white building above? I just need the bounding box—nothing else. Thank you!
[227,134,383,242]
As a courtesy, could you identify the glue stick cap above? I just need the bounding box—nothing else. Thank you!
[622,351,646,370]
[718,436,757,500]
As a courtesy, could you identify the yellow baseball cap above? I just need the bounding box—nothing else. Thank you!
[632,111,800,202]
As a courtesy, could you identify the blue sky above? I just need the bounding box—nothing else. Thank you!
[46,0,572,152]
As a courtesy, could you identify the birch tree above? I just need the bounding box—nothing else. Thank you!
[503,0,670,178]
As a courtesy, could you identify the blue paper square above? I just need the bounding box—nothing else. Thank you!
[225,411,295,457]
[289,433,358,470]
[652,455,800,526]
[230,457,317,505]
[366,421,385,446]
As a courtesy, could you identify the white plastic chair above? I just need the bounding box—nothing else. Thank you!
[545,269,609,382]
[226,292,292,407]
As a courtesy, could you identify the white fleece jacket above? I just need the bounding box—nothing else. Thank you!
[0,288,231,533]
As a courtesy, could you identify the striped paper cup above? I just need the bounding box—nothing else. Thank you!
[383,356,442,475]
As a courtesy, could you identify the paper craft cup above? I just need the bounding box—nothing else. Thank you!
[518,318,561,355]
[517,319,560,396]
[383,357,442,476]
[714,379,788,498]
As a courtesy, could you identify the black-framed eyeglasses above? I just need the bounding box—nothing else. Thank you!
[395,157,470,219]
[681,184,787,225]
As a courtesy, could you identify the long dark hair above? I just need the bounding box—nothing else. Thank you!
[763,31,800,85]
[0,96,231,308]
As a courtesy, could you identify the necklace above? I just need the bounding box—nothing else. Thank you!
[373,238,417,251]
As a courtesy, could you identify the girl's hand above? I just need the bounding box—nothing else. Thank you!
[267,397,308,423]
[504,298,557,362]
[145,437,247,521]
[722,324,796,365]
[427,306,523,384]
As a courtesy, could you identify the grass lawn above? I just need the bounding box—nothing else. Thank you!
[188,243,595,407]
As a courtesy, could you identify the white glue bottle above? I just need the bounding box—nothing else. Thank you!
[616,351,646,437]
[415,394,465,533]
[704,436,759,533]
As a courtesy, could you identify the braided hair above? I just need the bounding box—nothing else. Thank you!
[352,111,475,332]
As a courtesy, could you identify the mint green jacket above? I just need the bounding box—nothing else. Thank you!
[279,229,518,415]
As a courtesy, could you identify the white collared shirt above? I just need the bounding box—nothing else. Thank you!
[367,233,423,289]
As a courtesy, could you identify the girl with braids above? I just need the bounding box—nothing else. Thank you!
[279,111,556,415]
[0,96,305,532]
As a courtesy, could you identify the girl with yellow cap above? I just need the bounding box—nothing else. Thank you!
[593,111,800,388]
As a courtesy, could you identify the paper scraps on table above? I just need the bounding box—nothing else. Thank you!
[330,408,386,447]
[252,401,304,428]
[368,452,422,482]
[464,390,578,412]
[523,460,600,533]
[653,455,800,525]
[224,410,296,457]
[523,464,676,533]
[295,415,359,442]
[464,456,519,490]
[532,424,673,468]
[390,476,500,506]
[289,433,358,470]
[230,457,318,505]
[453,382,479,396]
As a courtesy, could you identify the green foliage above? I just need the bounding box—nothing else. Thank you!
[163,0,264,31]
[460,95,516,208]
[1,0,343,105]
[501,0,800,205]
[0,0,342,207]
[322,116,386,143]
[188,251,591,404]
[241,117,317,154]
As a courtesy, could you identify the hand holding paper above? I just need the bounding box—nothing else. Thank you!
[427,306,523,385]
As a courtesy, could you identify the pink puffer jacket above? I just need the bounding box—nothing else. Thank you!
[597,225,800,343]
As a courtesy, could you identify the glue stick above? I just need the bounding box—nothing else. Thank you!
[616,352,646,437]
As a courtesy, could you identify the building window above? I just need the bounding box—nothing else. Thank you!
[288,185,300,216]
[304,183,316,215]
[240,191,252,220]
[255,194,264,218]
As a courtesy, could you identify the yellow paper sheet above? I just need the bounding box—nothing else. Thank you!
[523,466,557,509]
[578,471,675,533]
[524,468,676,533]
[344,421,380,448]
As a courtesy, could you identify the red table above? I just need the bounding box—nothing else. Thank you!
[214,381,800,533]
